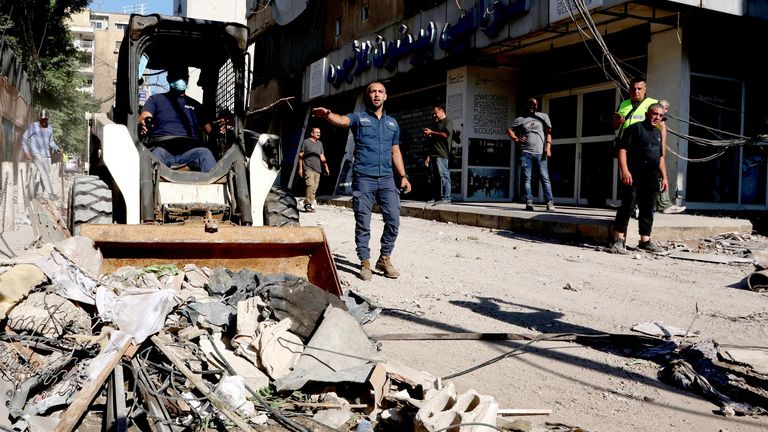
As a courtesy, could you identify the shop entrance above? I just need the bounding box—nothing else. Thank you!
[543,84,618,207]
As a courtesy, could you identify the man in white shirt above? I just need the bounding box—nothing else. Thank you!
[22,110,61,201]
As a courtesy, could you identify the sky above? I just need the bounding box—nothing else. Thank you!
[88,0,172,15]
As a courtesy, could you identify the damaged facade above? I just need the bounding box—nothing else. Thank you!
[246,0,768,212]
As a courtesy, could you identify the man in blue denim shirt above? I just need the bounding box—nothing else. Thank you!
[313,82,412,281]
[507,97,555,211]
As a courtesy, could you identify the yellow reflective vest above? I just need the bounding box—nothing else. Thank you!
[616,97,658,136]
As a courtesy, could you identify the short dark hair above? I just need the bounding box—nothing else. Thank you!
[434,104,446,112]
[629,76,647,86]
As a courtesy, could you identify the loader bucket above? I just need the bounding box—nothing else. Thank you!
[78,224,342,296]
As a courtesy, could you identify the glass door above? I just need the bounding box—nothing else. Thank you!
[545,85,618,206]
[686,75,764,207]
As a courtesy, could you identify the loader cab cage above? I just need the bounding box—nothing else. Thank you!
[114,14,250,146]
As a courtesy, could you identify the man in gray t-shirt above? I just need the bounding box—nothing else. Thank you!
[298,127,330,212]
[507,97,555,211]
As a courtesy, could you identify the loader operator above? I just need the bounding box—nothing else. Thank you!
[139,65,216,172]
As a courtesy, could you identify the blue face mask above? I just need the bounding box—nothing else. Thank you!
[169,79,187,92]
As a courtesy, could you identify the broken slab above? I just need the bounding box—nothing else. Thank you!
[721,347,768,375]
[274,305,379,391]
[632,321,697,339]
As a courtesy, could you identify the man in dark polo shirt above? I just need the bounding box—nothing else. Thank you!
[312,82,412,281]
[298,127,330,212]
[610,103,668,254]
[139,65,216,172]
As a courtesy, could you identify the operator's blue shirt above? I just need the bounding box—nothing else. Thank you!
[347,109,400,177]
[143,92,202,140]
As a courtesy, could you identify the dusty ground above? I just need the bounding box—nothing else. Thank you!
[3,196,766,432]
[300,204,768,432]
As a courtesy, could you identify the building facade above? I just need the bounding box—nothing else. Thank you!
[247,0,768,211]
[0,45,33,165]
[68,9,131,114]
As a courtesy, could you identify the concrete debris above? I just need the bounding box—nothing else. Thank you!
[632,321,698,339]
[721,347,768,375]
[659,339,768,416]
[414,381,499,432]
[311,392,353,429]
[0,236,481,431]
[274,305,380,391]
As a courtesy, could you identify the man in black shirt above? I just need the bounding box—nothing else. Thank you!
[423,105,454,205]
[610,103,668,254]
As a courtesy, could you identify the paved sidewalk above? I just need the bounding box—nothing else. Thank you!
[319,196,753,244]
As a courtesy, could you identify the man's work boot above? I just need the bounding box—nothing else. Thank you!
[375,255,400,279]
[359,260,372,281]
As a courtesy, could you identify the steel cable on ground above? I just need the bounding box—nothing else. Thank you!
[440,334,547,381]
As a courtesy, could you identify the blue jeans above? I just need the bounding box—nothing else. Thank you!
[352,174,400,261]
[520,152,554,203]
[431,157,451,201]
[151,146,216,172]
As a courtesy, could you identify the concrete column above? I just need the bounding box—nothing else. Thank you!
[446,66,515,202]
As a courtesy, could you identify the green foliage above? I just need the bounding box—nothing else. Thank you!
[0,0,97,156]
[0,0,91,105]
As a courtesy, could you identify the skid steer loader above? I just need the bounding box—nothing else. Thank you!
[70,14,340,295]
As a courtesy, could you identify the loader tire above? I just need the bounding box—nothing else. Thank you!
[68,175,113,236]
[264,186,299,227]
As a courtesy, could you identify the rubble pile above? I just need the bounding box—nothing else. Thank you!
[0,237,513,432]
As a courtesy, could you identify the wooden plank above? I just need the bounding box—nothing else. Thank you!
[498,408,552,416]
[371,332,561,341]
[150,333,255,432]
[53,337,134,432]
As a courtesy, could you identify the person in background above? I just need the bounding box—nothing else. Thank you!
[507,97,555,211]
[655,99,686,214]
[22,110,61,201]
[610,103,668,254]
[298,127,330,213]
[423,104,454,205]
[312,81,412,281]
[139,65,217,172]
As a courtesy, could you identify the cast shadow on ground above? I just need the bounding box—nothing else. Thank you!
[378,301,760,426]
[332,253,361,278]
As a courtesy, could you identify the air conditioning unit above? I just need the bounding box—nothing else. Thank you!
[113,48,119,53]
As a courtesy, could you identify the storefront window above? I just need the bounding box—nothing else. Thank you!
[687,75,743,204]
